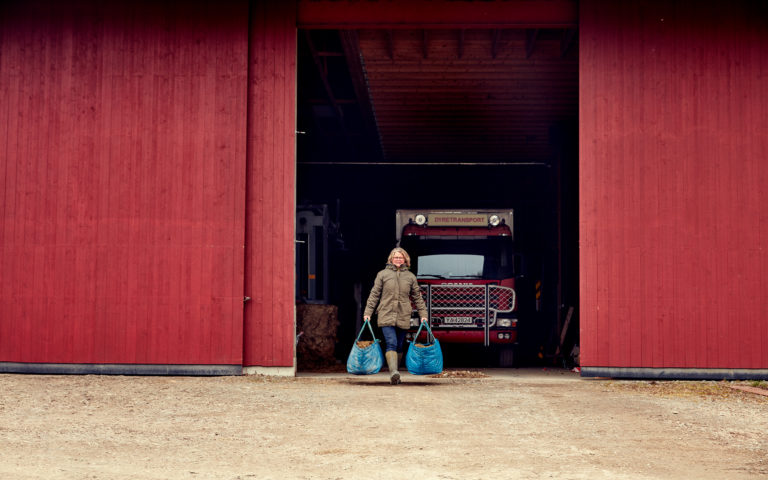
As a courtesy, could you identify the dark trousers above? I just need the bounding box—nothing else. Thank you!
[380,326,407,353]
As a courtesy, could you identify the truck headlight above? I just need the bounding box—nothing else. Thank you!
[498,318,512,327]
[489,214,500,226]
[415,214,427,225]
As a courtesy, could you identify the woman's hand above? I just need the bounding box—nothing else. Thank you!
[364,316,371,321]
[421,318,428,324]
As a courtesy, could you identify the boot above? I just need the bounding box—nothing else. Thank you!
[385,351,401,385]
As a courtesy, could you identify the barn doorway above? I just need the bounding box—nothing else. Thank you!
[294,26,579,371]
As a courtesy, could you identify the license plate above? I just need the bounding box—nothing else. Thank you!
[443,316,474,324]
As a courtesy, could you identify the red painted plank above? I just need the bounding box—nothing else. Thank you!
[580,0,768,370]
[243,0,297,368]
[0,1,249,366]
[298,0,578,29]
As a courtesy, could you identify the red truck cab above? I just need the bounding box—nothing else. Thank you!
[397,210,521,366]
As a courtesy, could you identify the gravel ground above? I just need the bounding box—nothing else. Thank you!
[0,369,766,480]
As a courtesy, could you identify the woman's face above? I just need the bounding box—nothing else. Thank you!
[391,252,405,267]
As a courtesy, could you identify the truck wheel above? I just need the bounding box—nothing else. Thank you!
[498,347,515,367]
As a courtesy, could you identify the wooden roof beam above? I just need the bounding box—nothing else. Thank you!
[307,98,358,104]
[561,28,577,57]
[526,29,539,59]
[339,29,382,156]
[304,30,344,120]
[385,29,394,59]
[303,30,355,153]
[491,29,501,59]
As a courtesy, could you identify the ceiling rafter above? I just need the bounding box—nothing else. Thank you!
[526,29,540,58]
[491,29,501,59]
[300,27,578,164]
[385,30,394,59]
[307,98,357,104]
[339,29,382,157]
[302,30,359,158]
[356,28,578,163]
[561,28,577,57]
[304,30,345,120]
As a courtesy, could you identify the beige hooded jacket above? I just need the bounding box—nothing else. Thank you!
[363,263,428,329]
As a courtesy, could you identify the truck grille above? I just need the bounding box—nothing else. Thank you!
[416,284,516,327]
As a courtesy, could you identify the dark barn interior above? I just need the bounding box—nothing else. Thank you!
[295,28,579,368]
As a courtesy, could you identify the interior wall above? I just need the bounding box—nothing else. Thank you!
[0,1,249,367]
[580,0,768,370]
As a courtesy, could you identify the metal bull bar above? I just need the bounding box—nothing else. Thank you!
[416,284,516,346]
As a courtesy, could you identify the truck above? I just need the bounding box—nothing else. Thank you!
[397,209,526,366]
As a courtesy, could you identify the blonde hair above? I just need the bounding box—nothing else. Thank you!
[387,247,411,267]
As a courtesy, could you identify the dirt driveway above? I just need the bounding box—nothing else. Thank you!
[1,369,766,480]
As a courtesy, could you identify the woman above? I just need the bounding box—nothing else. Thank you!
[363,247,428,384]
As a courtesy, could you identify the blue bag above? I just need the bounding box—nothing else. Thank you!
[346,320,384,375]
[406,322,443,375]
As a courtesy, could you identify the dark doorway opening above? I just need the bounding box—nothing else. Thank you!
[296,28,579,370]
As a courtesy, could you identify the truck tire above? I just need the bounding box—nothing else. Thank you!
[498,346,515,367]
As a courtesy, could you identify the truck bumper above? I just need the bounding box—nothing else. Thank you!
[410,329,517,345]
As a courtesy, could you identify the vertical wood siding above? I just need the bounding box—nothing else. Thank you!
[580,1,768,369]
[0,1,249,365]
[243,1,297,367]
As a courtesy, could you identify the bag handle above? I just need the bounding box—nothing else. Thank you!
[355,319,380,343]
[411,321,435,345]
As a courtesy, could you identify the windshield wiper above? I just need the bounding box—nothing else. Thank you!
[418,274,446,279]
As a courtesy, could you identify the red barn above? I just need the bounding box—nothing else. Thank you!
[0,0,766,379]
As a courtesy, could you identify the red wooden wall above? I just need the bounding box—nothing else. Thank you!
[580,0,768,374]
[0,1,249,371]
[243,1,297,369]
[4,0,765,376]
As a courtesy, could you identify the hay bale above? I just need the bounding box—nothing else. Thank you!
[296,304,339,369]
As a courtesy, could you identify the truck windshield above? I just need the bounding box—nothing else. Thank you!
[417,254,483,278]
[402,237,516,280]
